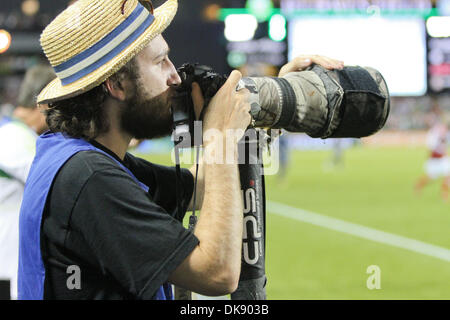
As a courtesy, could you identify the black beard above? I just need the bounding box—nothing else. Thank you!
[120,87,174,140]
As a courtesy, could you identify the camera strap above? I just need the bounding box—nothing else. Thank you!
[188,146,200,230]
[173,140,200,301]
[174,145,183,220]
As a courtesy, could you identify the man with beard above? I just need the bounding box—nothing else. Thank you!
[18,0,343,300]
[18,0,252,300]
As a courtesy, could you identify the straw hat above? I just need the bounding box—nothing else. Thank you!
[37,0,178,104]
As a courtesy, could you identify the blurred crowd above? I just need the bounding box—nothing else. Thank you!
[386,95,450,130]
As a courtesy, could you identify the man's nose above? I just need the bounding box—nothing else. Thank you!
[167,60,181,86]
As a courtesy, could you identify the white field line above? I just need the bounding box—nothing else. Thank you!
[267,201,450,263]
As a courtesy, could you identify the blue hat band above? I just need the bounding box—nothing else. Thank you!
[54,4,155,86]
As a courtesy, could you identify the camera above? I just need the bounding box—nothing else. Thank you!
[171,62,390,146]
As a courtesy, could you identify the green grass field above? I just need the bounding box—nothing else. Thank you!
[137,145,450,300]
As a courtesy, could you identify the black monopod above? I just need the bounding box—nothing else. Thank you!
[231,128,267,300]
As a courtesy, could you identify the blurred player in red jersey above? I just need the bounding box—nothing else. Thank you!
[415,102,450,201]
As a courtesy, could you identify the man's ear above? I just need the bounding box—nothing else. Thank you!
[104,78,126,101]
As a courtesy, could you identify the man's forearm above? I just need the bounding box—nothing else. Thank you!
[169,141,244,295]
[192,140,243,287]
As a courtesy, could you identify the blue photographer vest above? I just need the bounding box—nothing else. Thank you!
[18,132,173,300]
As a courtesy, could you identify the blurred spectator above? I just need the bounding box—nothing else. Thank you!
[278,130,290,179]
[327,138,345,169]
[0,103,14,120]
[0,64,55,299]
[414,100,450,201]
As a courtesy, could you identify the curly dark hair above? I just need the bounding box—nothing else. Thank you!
[45,58,140,139]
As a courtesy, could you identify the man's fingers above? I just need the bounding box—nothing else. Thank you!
[294,57,312,68]
[279,58,312,76]
[279,55,344,77]
[310,55,344,69]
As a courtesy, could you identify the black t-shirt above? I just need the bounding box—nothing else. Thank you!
[41,141,198,300]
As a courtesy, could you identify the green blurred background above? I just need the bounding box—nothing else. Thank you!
[136,144,450,300]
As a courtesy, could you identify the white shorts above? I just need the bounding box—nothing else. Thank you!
[425,157,450,179]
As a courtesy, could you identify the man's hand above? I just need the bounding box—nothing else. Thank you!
[279,54,344,77]
[202,70,252,137]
